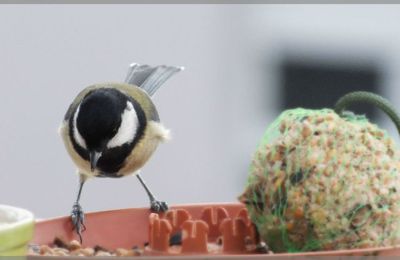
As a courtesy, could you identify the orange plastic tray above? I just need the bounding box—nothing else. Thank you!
[29,203,400,259]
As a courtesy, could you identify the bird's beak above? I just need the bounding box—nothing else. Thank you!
[89,151,101,172]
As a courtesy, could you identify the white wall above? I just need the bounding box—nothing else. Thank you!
[1,5,400,218]
[241,5,400,138]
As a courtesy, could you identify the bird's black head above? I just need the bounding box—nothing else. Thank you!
[69,88,146,174]
[77,88,125,150]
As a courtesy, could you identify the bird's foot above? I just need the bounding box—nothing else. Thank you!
[150,200,168,213]
[71,202,86,243]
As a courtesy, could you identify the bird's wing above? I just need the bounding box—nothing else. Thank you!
[124,63,183,97]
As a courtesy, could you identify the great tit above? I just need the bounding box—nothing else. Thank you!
[60,63,183,241]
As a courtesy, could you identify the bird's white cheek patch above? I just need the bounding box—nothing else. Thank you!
[73,106,87,149]
[107,102,138,149]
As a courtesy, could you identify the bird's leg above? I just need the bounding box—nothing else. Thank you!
[71,177,86,243]
[136,173,168,213]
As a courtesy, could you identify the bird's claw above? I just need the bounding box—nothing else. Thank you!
[150,200,168,213]
[71,202,86,243]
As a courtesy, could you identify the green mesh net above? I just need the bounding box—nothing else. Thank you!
[240,107,400,252]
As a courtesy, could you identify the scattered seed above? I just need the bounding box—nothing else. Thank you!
[115,248,132,256]
[53,237,69,249]
[39,245,52,255]
[255,241,270,254]
[95,250,112,256]
[132,247,144,256]
[68,239,81,251]
[81,247,95,256]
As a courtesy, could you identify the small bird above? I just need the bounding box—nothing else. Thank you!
[59,63,183,241]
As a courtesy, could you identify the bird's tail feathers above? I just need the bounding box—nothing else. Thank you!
[124,63,183,97]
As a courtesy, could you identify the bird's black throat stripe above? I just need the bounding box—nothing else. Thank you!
[68,88,147,177]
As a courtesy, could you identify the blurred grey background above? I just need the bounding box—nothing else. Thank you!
[1,5,400,218]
